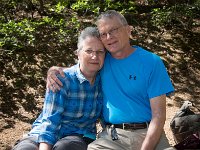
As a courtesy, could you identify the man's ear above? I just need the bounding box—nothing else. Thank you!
[127,25,132,36]
[128,25,135,40]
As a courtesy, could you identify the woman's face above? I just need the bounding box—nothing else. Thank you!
[78,36,105,74]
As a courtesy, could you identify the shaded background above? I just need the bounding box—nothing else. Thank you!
[0,0,200,149]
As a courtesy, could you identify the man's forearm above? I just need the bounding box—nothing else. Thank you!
[141,95,166,150]
[140,119,165,150]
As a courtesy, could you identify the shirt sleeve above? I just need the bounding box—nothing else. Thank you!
[38,78,66,145]
[147,55,174,99]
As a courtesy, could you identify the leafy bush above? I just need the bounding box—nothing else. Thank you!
[71,0,136,15]
[0,19,36,50]
[0,14,82,51]
[151,2,200,29]
[1,0,199,52]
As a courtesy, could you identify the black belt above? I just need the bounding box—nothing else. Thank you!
[112,122,150,130]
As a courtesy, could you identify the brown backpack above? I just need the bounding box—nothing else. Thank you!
[170,101,200,148]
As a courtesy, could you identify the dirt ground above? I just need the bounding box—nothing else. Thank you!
[2,59,198,150]
[0,96,183,150]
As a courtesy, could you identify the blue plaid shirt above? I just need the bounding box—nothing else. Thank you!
[29,64,103,145]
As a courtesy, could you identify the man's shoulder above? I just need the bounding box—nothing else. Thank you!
[135,46,158,57]
[136,46,161,62]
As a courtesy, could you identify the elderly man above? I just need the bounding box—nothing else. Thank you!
[47,10,175,150]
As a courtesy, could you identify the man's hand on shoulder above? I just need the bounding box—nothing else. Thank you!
[46,66,65,92]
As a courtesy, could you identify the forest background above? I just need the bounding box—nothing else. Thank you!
[0,0,200,149]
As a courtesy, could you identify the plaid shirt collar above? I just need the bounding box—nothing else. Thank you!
[75,63,101,85]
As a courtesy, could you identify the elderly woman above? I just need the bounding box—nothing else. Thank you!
[12,27,105,150]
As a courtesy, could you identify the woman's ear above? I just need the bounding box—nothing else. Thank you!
[74,49,78,56]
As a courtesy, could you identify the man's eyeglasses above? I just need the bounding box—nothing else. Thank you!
[100,25,125,39]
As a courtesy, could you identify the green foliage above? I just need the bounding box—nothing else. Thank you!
[151,2,200,29]
[54,2,66,13]
[71,0,136,15]
[0,14,81,51]
[1,0,200,52]
[71,0,100,14]
[49,1,68,13]
[0,19,36,50]
[103,0,136,14]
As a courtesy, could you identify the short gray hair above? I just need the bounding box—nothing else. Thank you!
[77,27,100,52]
[95,10,128,26]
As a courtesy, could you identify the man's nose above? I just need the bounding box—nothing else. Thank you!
[106,33,112,39]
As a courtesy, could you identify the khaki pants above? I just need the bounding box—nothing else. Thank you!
[88,126,176,150]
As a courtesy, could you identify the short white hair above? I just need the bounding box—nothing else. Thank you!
[95,10,128,26]
[77,27,100,52]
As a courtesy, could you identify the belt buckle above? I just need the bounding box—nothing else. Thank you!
[122,123,125,129]
[122,123,132,130]
[145,122,149,128]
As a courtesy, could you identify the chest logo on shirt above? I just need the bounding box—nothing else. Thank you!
[129,75,136,80]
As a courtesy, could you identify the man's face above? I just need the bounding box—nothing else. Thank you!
[97,16,131,55]
[78,37,105,74]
